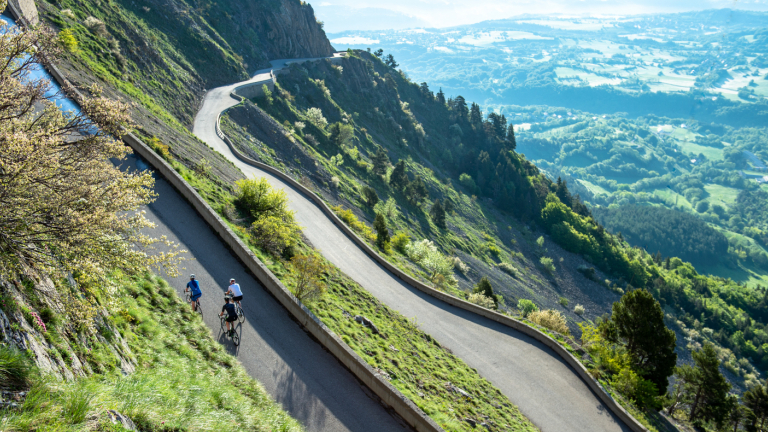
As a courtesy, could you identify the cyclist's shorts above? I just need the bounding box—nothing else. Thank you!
[191,293,202,302]
[233,295,243,302]
[226,315,237,323]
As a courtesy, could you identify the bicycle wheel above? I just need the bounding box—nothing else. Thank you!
[196,301,203,317]
[185,292,191,303]
[237,305,245,323]
[220,315,226,331]
[232,330,240,346]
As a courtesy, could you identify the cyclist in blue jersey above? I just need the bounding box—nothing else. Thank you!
[185,274,202,312]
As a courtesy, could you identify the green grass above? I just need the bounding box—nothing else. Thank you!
[577,179,610,195]
[676,141,723,161]
[703,184,739,208]
[0,272,302,432]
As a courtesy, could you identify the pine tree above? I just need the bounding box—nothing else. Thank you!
[506,124,517,150]
[371,146,390,176]
[406,175,428,205]
[473,277,497,307]
[384,54,399,68]
[611,289,677,395]
[362,186,379,207]
[744,380,768,430]
[436,88,446,104]
[686,343,731,427]
[389,160,409,191]
[430,199,446,229]
[555,177,573,207]
[454,96,468,118]
[469,103,483,128]
[374,213,390,249]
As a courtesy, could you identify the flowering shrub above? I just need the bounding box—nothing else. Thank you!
[405,240,456,286]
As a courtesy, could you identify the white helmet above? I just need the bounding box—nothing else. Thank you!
[190,274,195,279]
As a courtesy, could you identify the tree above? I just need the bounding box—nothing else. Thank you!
[0,21,180,284]
[469,103,483,128]
[696,201,710,213]
[454,95,468,118]
[373,48,384,58]
[611,289,676,395]
[290,253,327,303]
[374,213,390,250]
[329,122,354,146]
[473,277,497,308]
[406,175,429,205]
[389,160,409,190]
[361,186,379,207]
[686,343,731,427]
[506,124,517,150]
[384,53,399,68]
[261,84,273,105]
[371,146,390,176]
[419,82,432,99]
[436,88,446,104]
[744,380,768,430]
[430,200,446,229]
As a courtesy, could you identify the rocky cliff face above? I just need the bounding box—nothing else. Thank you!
[226,0,335,63]
[0,269,135,381]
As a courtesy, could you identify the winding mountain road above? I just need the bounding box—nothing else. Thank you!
[193,58,633,432]
[129,154,408,432]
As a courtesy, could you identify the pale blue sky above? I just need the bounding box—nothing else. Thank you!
[313,0,768,31]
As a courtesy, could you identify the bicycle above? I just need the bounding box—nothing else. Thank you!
[235,303,245,323]
[220,315,240,346]
[186,292,203,317]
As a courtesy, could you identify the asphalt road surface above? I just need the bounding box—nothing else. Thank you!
[192,59,632,432]
[126,154,409,432]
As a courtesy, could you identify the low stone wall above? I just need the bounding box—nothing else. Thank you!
[218,96,649,432]
[232,73,275,99]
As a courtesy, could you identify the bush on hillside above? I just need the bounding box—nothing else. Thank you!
[391,232,410,254]
[290,253,327,303]
[305,107,327,129]
[468,292,495,309]
[518,299,538,318]
[528,310,570,335]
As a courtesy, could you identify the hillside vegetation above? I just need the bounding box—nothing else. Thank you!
[594,205,728,268]
[220,49,768,429]
[23,0,768,428]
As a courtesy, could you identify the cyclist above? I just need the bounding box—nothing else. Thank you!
[185,274,202,312]
[220,295,238,337]
[226,278,243,309]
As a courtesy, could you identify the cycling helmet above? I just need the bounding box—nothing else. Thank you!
[230,278,235,283]
[224,294,233,300]
[189,274,195,279]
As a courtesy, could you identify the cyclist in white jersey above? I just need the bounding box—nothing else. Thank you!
[226,278,243,309]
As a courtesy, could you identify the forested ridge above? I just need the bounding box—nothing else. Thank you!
[594,205,729,268]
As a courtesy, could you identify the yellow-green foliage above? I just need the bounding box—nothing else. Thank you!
[235,177,301,255]
[527,309,569,335]
[146,136,172,160]
[332,205,376,241]
[58,29,78,52]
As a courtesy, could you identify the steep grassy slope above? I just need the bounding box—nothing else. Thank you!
[221,52,622,331]
[0,271,302,432]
